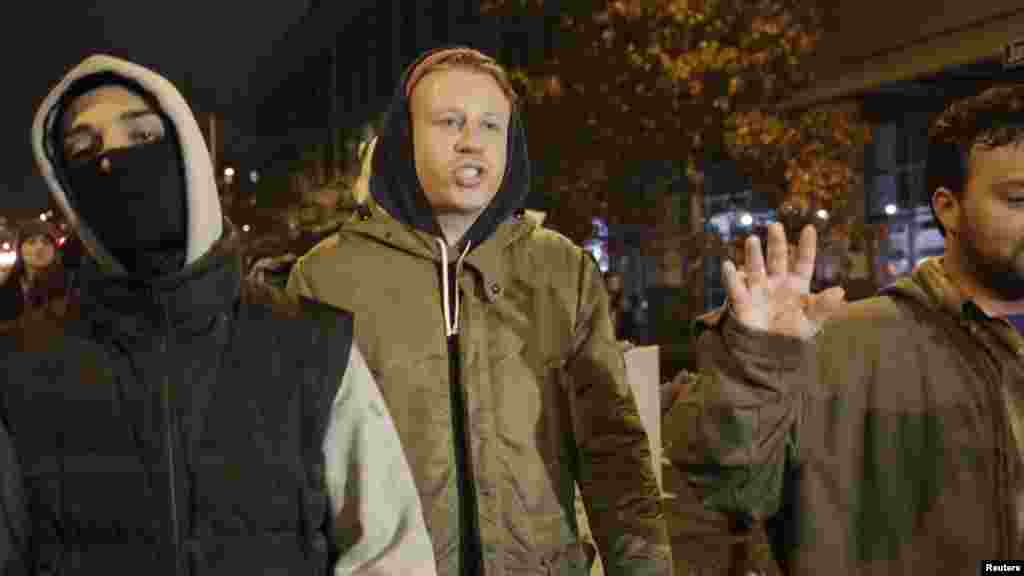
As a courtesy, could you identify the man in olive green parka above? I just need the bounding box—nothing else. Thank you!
[288,47,671,576]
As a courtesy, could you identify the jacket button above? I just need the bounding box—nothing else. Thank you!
[490,283,502,295]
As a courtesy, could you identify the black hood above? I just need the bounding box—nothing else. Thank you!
[369,46,531,250]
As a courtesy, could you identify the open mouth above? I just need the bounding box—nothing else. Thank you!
[453,162,487,188]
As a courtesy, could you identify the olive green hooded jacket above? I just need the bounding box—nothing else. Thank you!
[667,257,1024,574]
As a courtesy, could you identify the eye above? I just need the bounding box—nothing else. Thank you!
[64,137,96,162]
[438,116,461,128]
[483,120,502,131]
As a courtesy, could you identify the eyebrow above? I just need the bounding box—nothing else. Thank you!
[63,109,160,142]
[991,178,1024,198]
[434,107,506,119]
[993,176,1024,188]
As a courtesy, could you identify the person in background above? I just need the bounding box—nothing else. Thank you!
[0,219,68,324]
[604,270,626,339]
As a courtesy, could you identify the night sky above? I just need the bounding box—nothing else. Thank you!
[0,1,340,217]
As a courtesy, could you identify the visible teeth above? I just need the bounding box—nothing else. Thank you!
[457,167,481,179]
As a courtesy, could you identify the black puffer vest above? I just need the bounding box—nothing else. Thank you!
[0,229,352,575]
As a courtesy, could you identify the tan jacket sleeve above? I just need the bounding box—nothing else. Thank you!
[568,254,673,576]
[293,255,437,574]
[323,345,438,576]
[663,306,810,523]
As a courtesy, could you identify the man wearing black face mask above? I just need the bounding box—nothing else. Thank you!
[57,74,189,278]
[0,55,438,575]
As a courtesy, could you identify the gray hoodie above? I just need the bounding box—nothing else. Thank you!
[27,54,438,576]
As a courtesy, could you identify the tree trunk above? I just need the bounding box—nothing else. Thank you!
[689,172,705,316]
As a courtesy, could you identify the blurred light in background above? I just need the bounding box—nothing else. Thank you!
[584,217,610,273]
[584,240,610,273]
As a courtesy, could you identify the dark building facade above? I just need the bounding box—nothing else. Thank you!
[786,1,1024,284]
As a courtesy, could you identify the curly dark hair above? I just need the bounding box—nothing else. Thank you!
[927,83,1024,236]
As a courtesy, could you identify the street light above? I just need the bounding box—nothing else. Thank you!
[39,213,47,222]
[738,212,753,227]
[224,167,235,178]
[816,209,829,220]
[249,170,260,184]
[884,203,898,216]
[242,224,251,233]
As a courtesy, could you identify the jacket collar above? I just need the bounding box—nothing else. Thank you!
[886,256,1024,357]
[346,200,537,302]
[75,219,242,339]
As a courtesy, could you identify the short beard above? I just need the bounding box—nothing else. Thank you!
[959,215,1024,301]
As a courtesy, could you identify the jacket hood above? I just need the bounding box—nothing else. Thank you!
[369,46,530,250]
[31,54,223,276]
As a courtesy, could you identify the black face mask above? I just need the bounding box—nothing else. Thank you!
[64,138,187,277]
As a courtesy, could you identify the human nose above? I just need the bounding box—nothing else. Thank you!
[96,126,133,171]
[455,124,483,153]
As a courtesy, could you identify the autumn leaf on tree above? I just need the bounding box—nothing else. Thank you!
[482,0,870,242]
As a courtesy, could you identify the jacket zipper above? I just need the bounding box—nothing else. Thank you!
[157,293,184,574]
[448,331,480,575]
[436,241,481,574]
[446,260,480,574]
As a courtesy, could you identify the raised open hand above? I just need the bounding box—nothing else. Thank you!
[722,222,845,340]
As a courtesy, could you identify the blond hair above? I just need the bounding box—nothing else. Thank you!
[404,48,518,105]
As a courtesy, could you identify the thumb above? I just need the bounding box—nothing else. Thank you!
[804,286,846,326]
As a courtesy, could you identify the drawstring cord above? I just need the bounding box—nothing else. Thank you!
[436,239,471,337]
